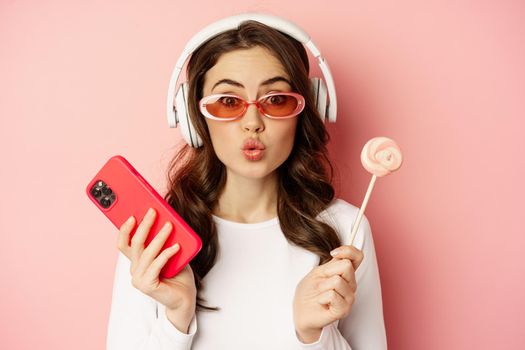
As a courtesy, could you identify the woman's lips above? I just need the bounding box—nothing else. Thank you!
[242,138,265,151]
[241,138,265,161]
[242,149,264,161]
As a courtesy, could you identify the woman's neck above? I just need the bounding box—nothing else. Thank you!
[213,171,278,224]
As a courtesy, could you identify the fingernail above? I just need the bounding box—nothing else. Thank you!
[126,216,135,224]
[330,248,342,256]
[147,208,155,216]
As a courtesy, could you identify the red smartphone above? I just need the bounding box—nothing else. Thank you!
[86,155,202,279]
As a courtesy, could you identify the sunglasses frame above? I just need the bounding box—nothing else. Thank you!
[199,92,305,121]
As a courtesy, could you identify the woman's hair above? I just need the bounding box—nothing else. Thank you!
[164,20,342,311]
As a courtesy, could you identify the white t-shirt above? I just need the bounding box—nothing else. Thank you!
[106,198,387,349]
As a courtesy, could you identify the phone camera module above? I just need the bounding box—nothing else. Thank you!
[90,179,117,209]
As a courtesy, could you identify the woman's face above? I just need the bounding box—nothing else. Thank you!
[201,46,298,180]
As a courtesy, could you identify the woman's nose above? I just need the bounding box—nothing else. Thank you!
[241,104,265,133]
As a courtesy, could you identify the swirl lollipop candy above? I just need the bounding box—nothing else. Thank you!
[349,137,403,245]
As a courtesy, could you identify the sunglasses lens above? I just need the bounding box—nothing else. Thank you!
[259,94,300,117]
[204,96,244,119]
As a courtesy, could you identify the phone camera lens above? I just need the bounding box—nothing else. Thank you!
[91,188,102,197]
[101,197,111,208]
[102,187,112,195]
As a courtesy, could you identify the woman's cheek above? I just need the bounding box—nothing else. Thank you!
[208,124,232,160]
[282,132,296,160]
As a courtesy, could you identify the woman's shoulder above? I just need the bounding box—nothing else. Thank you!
[317,198,371,250]
[324,197,359,214]
[318,197,360,225]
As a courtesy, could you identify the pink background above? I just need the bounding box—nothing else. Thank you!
[1,0,524,349]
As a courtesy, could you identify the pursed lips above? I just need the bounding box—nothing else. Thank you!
[241,138,266,150]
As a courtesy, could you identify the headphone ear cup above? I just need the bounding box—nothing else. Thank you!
[175,82,203,148]
[310,77,328,122]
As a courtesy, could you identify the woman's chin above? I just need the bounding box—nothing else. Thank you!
[226,165,277,181]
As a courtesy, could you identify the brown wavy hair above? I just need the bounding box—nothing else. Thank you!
[164,20,342,311]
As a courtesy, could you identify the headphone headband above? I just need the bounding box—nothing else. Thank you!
[166,12,337,129]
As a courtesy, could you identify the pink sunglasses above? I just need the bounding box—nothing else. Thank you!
[199,92,305,121]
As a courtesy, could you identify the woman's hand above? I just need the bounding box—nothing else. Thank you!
[293,245,364,343]
[117,208,197,332]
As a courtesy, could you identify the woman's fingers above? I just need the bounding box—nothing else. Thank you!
[317,274,355,303]
[316,289,351,318]
[330,245,364,271]
[130,208,157,260]
[143,242,181,283]
[134,221,173,276]
[117,216,136,258]
[319,258,354,283]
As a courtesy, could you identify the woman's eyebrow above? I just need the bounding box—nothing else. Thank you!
[211,76,291,91]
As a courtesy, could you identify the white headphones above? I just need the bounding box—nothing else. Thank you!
[166,12,338,148]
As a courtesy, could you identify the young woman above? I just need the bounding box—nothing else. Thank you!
[107,18,387,350]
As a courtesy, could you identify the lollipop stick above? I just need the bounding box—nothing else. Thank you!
[349,174,377,246]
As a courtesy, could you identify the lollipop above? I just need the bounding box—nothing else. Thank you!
[348,137,403,245]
